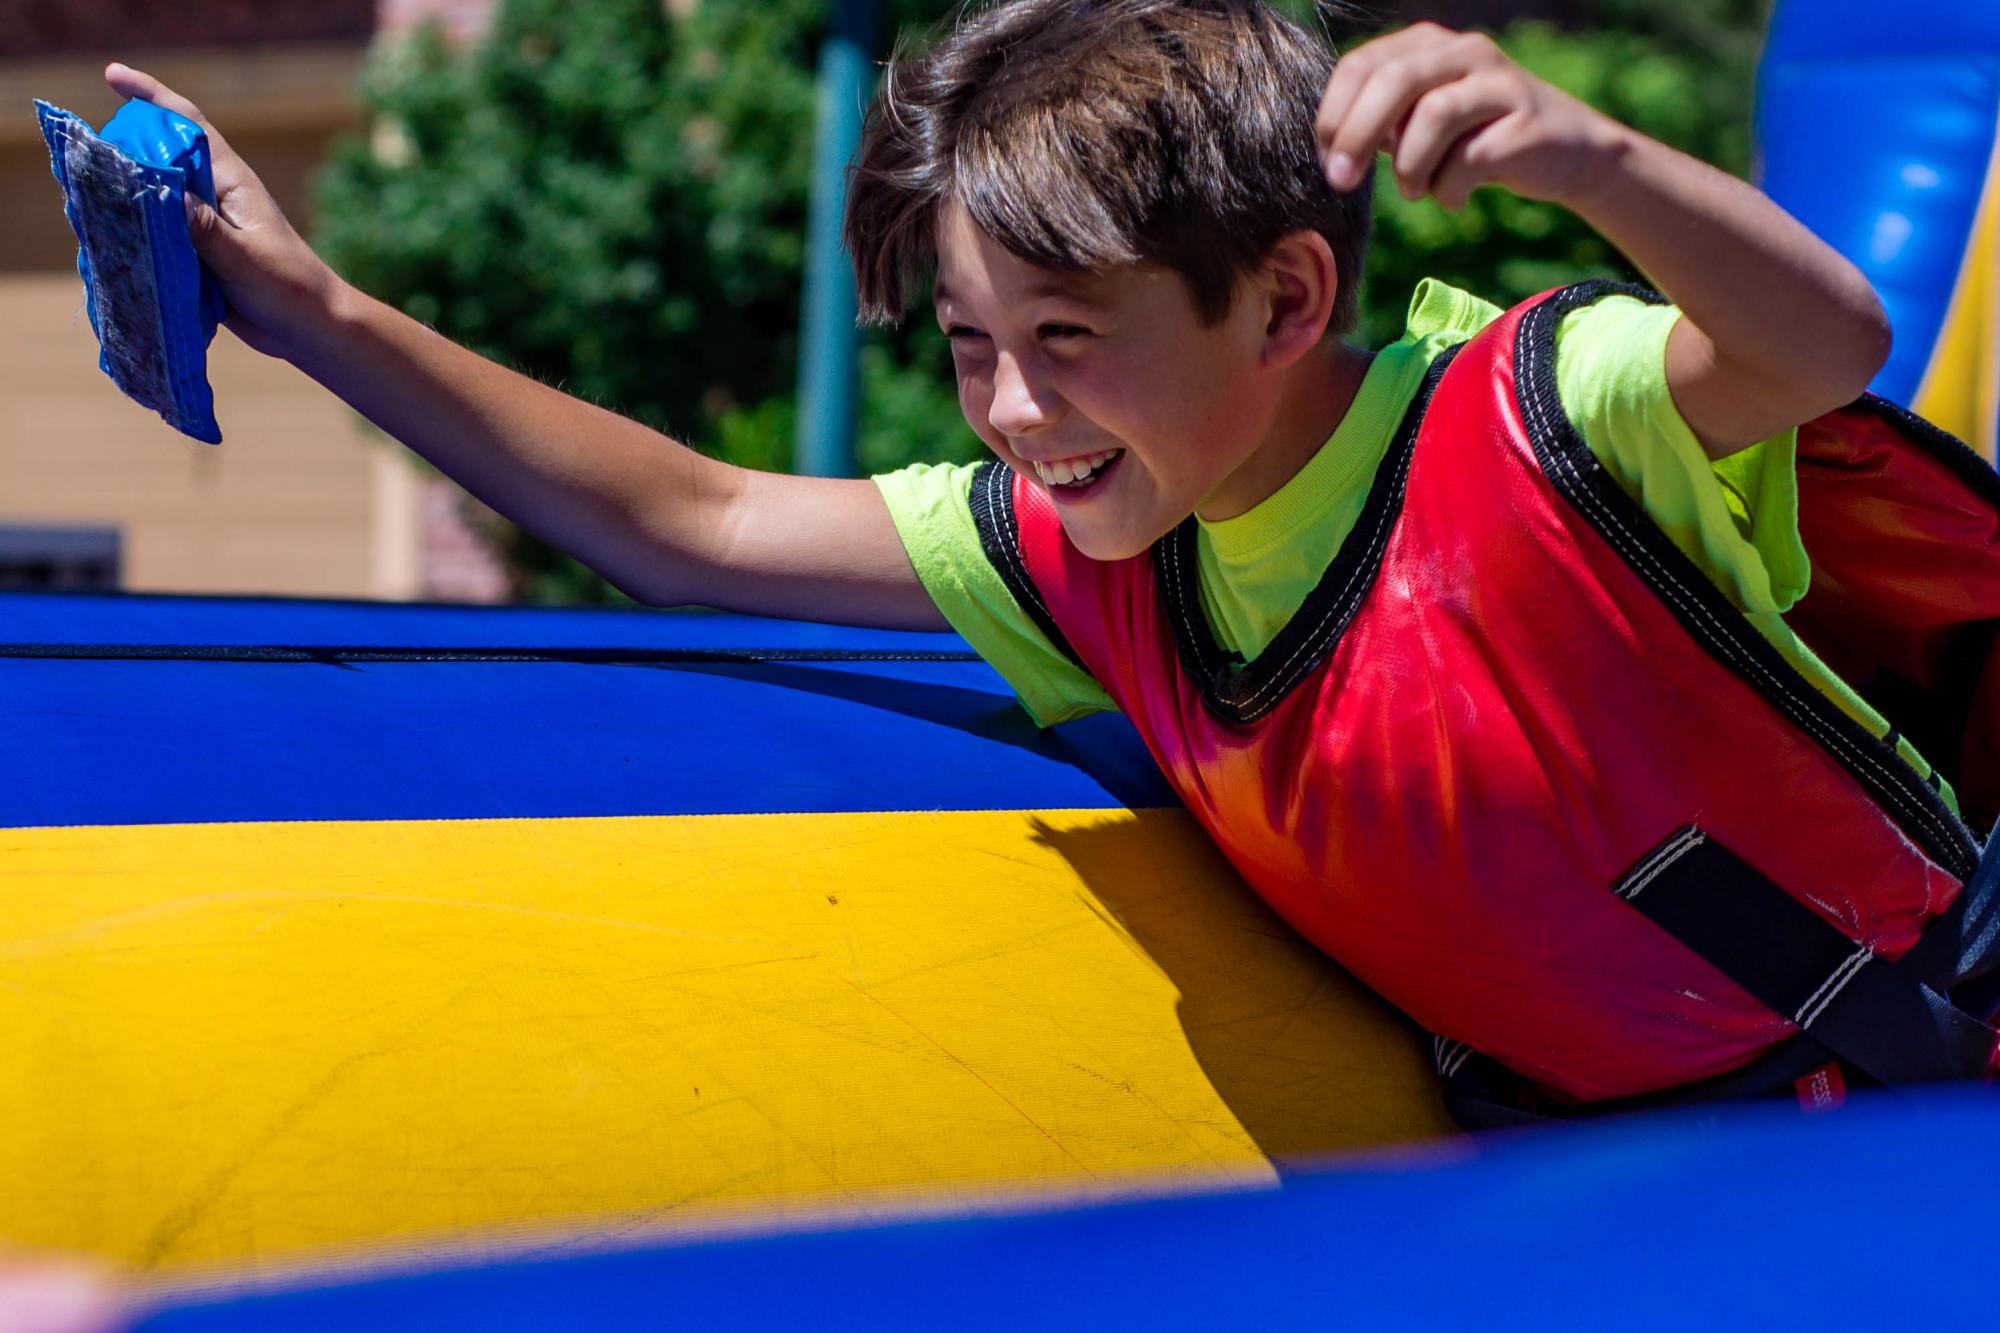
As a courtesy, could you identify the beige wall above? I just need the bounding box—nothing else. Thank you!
[0,44,367,271]
[0,42,495,601]
[0,274,422,598]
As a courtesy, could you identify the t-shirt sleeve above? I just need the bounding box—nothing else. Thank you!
[1553,296,1812,615]
[872,461,1117,728]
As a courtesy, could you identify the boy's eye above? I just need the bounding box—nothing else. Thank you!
[1039,324,1091,340]
[944,325,986,341]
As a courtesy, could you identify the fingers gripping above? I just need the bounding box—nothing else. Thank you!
[1317,25,1506,195]
[103,64,211,130]
[96,58,336,361]
[102,63,252,246]
[1393,71,1519,205]
[102,63,242,181]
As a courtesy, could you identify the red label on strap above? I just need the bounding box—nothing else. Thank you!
[1794,1062,1847,1113]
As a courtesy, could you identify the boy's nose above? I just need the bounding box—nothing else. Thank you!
[987,349,1062,437]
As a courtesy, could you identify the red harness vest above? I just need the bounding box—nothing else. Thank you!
[974,284,2000,1106]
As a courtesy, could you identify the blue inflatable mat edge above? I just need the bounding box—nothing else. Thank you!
[0,592,1176,823]
[133,1088,2000,1330]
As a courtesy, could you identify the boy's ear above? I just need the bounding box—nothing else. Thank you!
[1258,230,1340,369]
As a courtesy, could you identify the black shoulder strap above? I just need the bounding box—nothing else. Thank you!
[967,459,1088,671]
[1516,281,1980,881]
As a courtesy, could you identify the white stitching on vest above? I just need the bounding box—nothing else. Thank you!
[1615,827,1708,902]
[1794,945,1874,1029]
[1515,301,1958,863]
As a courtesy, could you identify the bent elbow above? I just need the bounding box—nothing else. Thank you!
[1854,289,1894,394]
[609,569,695,611]
[1825,269,1894,405]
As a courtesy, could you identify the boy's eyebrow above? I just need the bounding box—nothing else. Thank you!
[933,276,1111,310]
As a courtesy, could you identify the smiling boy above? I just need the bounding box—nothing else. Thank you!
[104,0,1999,1117]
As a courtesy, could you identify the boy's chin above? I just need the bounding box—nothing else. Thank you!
[1057,514,1165,563]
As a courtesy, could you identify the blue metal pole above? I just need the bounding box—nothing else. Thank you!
[794,0,877,477]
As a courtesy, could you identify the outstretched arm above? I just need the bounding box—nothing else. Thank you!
[1312,24,1891,458]
[103,64,947,631]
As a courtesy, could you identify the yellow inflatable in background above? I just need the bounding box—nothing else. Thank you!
[1914,141,2000,463]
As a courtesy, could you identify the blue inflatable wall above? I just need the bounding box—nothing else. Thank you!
[1759,0,2000,462]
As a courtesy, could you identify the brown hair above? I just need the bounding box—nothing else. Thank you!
[844,0,1372,334]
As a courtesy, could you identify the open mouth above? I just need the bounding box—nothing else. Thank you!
[1030,449,1123,493]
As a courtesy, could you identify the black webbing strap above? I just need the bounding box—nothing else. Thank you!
[1895,814,2000,1018]
[1614,824,1998,1086]
[1435,820,2000,1130]
[1434,1023,1850,1131]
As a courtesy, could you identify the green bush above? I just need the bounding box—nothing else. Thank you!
[315,0,1767,603]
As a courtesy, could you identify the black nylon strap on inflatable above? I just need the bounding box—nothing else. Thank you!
[1614,825,1997,1085]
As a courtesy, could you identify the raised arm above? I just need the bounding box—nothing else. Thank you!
[1312,24,1892,458]
[103,64,947,632]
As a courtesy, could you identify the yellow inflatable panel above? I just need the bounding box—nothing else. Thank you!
[0,809,1450,1274]
[1913,114,2000,464]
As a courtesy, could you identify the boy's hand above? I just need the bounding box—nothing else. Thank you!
[103,63,344,362]
[1314,21,1891,459]
[1315,23,1621,212]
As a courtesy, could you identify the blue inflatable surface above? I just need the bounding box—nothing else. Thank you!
[0,592,1173,825]
[136,1090,2000,1330]
[13,592,1995,1329]
[1759,0,2000,459]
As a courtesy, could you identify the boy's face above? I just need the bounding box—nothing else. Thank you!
[933,202,1288,561]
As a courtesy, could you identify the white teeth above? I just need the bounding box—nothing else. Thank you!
[1032,450,1120,488]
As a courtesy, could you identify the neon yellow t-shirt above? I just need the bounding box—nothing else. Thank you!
[871,281,1952,802]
